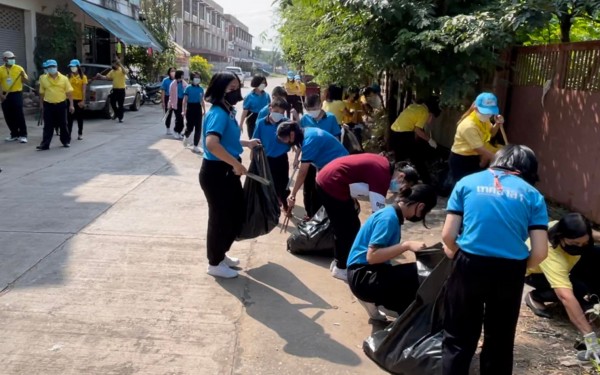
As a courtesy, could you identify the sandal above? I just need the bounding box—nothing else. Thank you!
[525,292,552,319]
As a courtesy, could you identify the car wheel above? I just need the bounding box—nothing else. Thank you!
[130,93,141,111]
[103,99,114,119]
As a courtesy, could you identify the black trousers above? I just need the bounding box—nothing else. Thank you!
[41,101,69,148]
[110,88,125,120]
[184,103,203,146]
[286,94,303,116]
[525,273,589,307]
[246,112,258,138]
[199,159,244,266]
[448,152,482,186]
[348,263,419,314]
[164,95,173,128]
[317,184,361,269]
[267,153,289,210]
[443,251,527,375]
[67,100,84,136]
[303,164,321,218]
[1,91,27,137]
[174,98,185,134]
[390,130,431,183]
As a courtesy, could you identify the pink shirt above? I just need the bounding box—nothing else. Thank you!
[168,79,188,109]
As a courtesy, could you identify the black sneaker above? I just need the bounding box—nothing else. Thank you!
[36,146,49,151]
[118,119,123,123]
[77,135,83,140]
[63,144,70,148]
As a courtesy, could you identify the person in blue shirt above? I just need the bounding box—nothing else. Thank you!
[168,70,188,139]
[300,94,341,138]
[258,86,293,121]
[253,97,291,211]
[240,75,271,137]
[441,144,549,375]
[182,71,206,154]
[347,184,437,319]
[276,122,348,218]
[200,72,261,279]
[160,67,175,135]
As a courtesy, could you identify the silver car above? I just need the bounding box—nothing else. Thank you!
[82,64,143,119]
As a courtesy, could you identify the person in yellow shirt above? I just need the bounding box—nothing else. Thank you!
[36,59,74,150]
[96,58,129,123]
[67,59,87,141]
[284,71,302,116]
[0,51,29,143]
[322,84,345,125]
[449,92,504,185]
[389,97,441,183]
[525,213,600,363]
[295,74,306,106]
[343,87,365,143]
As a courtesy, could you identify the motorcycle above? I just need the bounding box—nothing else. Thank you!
[141,82,163,105]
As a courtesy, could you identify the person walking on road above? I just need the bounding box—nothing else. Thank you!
[161,67,176,135]
[66,59,87,141]
[182,71,206,153]
[199,72,260,279]
[168,70,188,139]
[258,86,295,121]
[316,153,421,281]
[0,51,29,143]
[37,60,74,150]
[240,75,270,137]
[441,144,549,375]
[95,58,128,123]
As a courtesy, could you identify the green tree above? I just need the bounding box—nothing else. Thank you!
[34,5,79,72]
[189,55,213,83]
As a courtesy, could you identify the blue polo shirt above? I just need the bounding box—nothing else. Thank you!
[253,116,290,158]
[447,169,549,260]
[160,77,173,95]
[258,105,270,120]
[243,91,271,114]
[184,85,204,104]
[300,112,341,137]
[203,106,243,161]
[300,127,348,169]
[176,81,185,99]
[347,205,401,267]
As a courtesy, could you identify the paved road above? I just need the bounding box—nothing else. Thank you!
[0,78,387,374]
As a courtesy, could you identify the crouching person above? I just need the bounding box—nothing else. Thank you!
[347,185,438,320]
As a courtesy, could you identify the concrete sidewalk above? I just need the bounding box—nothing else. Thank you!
[0,96,444,374]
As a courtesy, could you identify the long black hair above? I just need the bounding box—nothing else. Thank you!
[397,184,438,227]
[276,121,304,147]
[548,213,592,248]
[205,71,240,113]
[490,144,539,185]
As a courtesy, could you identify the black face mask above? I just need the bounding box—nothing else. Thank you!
[224,89,243,105]
[561,242,588,256]
[407,215,423,223]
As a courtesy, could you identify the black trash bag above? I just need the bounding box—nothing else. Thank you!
[287,206,334,255]
[363,250,452,375]
[341,125,364,154]
[236,146,280,240]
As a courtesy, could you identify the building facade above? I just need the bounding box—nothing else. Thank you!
[224,14,252,62]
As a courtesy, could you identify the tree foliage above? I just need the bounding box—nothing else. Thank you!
[34,5,79,73]
[189,55,213,83]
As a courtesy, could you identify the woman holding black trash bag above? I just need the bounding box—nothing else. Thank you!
[199,72,260,279]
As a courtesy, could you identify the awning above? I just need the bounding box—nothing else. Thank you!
[72,0,163,52]
[173,42,190,58]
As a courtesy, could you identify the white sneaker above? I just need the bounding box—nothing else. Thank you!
[192,146,203,154]
[5,136,18,141]
[331,265,348,281]
[329,259,337,272]
[19,137,28,143]
[357,299,388,322]
[166,128,173,135]
[207,261,239,279]
[173,133,182,140]
[223,254,240,267]
[182,135,189,147]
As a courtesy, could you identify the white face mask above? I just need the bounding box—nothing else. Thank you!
[258,83,266,91]
[6,59,15,66]
[193,78,201,85]
[47,67,58,75]
[476,112,492,122]
[70,67,78,73]
[270,112,285,123]
[306,110,321,119]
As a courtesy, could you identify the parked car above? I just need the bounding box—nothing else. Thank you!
[81,64,143,119]
[225,66,245,87]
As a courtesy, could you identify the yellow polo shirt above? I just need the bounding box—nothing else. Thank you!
[0,64,28,92]
[69,74,88,101]
[284,81,300,96]
[107,67,128,89]
[39,73,73,104]
[527,221,581,290]
[451,111,492,156]
[343,100,363,124]
[322,100,346,124]
[298,82,306,96]
[391,104,429,132]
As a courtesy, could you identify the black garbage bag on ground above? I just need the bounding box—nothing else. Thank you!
[287,206,334,255]
[363,248,452,375]
[236,146,280,240]
[341,125,364,154]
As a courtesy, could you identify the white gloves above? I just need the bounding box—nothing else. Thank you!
[584,332,600,362]
[428,138,438,149]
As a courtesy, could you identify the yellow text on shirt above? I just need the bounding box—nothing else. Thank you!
[69,74,88,101]
[451,111,492,156]
[0,64,28,92]
[391,104,429,132]
[39,73,73,103]
[107,67,128,89]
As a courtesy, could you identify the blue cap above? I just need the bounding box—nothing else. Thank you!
[42,60,48,68]
[68,59,81,67]
[474,92,499,115]
[287,71,294,79]
[294,74,301,80]
[45,59,58,67]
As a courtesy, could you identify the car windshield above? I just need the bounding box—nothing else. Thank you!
[82,66,111,84]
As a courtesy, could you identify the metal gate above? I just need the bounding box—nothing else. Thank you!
[0,5,26,70]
